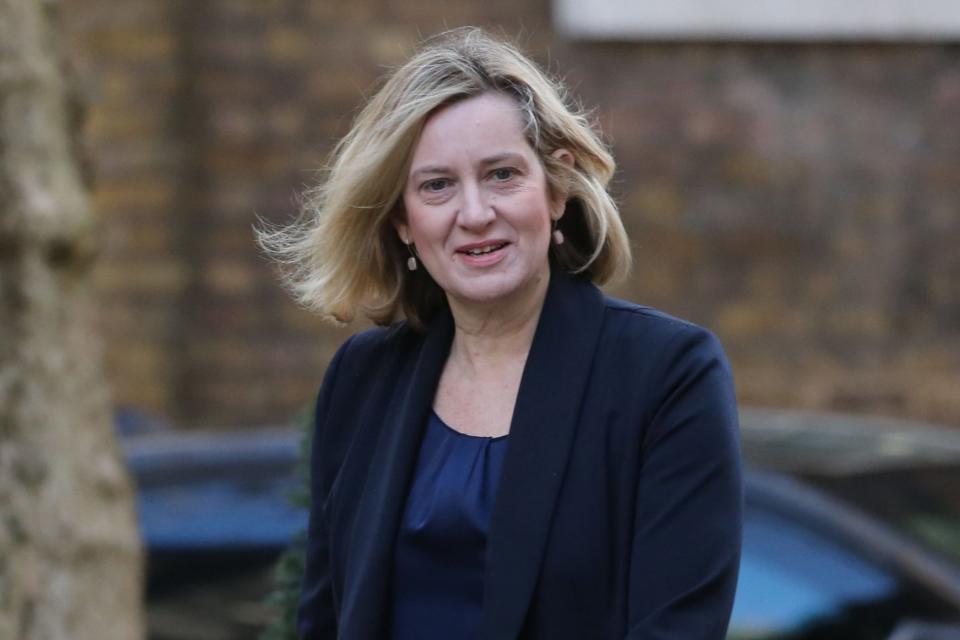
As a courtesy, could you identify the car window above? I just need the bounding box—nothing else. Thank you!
[730,505,956,640]
[803,465,960,569]
[730,506,896,638]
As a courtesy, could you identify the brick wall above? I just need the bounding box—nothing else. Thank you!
[573,43,960,424]
[63,0,187,419]
[62,2,960,428]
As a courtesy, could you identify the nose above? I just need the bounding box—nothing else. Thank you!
[456,181,495,231]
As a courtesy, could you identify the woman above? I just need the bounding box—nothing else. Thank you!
[261,28,742,640]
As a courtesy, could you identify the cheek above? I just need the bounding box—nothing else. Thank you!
[521,196,554,237]
[404,208,448,251]
[400,197,426,238]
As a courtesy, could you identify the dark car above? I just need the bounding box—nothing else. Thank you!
[733,410,960,640]
[123,409,960,640]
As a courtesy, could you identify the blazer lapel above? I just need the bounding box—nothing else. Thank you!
[337,313,454,640]
[481,270,607,639]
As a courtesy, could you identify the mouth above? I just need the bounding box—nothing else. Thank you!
[457,242,509,257]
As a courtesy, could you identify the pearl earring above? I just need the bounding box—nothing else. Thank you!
[405,243,417,271]
[552,223,564,246]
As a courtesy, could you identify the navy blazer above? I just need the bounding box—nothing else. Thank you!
[299,269,743,640]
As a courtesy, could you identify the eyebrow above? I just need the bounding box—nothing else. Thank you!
[408,152,529,182]
[479,152,527,168]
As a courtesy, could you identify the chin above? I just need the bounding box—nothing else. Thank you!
[447,272,544,307]
[451,285,516,305]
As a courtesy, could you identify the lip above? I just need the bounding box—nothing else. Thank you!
[455,239,511,253]
[455,240,511,267]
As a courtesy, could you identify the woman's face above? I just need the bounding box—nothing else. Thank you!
[396,91,565,311]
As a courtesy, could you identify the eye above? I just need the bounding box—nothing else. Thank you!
[422,178,450,193]
[491,167,515,181]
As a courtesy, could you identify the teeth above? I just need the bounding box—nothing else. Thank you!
[466,244,504,256]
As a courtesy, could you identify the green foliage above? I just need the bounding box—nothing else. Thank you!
[260,402,314,640]
[260,533,306,640]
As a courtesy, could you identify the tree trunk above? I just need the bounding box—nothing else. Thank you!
[0,1,145,638]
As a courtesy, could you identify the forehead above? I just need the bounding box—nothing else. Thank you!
[409,92,534,169]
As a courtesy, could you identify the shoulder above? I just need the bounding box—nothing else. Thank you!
[591,293,734,422]
[599,294,725,360]
[602,295,697,332]
[596,296,738,444]
[323,320,423,395]
[333,318,429,368]
[310,321,425,484]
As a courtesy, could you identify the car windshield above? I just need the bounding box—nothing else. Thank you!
[732,506,898,639]
[802,464,960,568]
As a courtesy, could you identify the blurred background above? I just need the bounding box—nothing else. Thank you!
[9,1,959,639]
[60,0,960,432]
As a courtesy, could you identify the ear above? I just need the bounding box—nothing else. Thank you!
[391,200,412,245]
[392,217,410,245]
[548,148,575,220]
[550,147,575,167]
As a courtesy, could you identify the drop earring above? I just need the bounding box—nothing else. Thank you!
[405,243,417,271]
[552,221,564,246]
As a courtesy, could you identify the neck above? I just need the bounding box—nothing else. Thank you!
[445,269,550,374]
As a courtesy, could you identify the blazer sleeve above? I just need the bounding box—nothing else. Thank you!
[297,336,353,640]
[625,325,743,639]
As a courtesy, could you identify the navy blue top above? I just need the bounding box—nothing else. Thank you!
[390,410,509,640]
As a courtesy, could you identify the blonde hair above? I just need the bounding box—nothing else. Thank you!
[257,27,631,327]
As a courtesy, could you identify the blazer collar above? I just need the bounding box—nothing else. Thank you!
[481,269,606,639]
[341,268,606,640]
[337,311,454,639]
